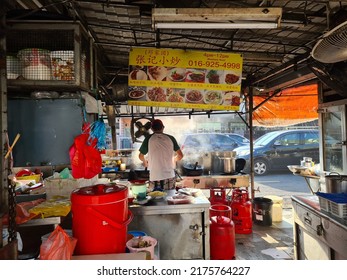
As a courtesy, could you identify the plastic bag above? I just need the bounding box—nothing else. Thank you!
[29,198,71,218]
[69,130,102,179]
[40,225,77,260]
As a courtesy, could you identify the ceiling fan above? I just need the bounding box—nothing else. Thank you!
[130,117,152,143]
[311,17,347,64]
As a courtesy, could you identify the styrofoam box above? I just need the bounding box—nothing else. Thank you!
[44,175,98,199]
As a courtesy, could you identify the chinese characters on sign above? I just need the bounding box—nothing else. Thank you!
[128,47,243,111]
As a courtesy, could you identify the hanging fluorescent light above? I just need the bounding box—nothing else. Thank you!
[154,22,279,30]
[152,7,282,30]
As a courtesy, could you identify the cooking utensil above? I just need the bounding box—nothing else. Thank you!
[235,158,246,173]
[182,162,204,176]
[5,133,20,159]
[134,167,150,179]
[325,172,347,193]
[174,169,183,180]
[220,157,236,174]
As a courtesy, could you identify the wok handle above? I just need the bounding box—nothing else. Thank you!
[174,169,182,180]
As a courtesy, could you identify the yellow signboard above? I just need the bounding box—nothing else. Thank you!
[128,47,243,111]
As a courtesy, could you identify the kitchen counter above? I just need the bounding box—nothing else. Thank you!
[291,195,347,259]
[128,189,211,260]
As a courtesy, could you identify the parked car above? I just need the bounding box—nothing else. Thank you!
[233,129,320,175]
[224,133,250,147]
[180,133,249,154]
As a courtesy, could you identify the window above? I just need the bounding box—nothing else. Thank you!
[277,133,300,146]
[303,132,319,144]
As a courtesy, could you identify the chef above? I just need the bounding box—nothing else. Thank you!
[138,119,183,190]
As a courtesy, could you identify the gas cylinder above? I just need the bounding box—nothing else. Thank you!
[209,205,235,260]
[209,188,228,205]
[231,188,252,234]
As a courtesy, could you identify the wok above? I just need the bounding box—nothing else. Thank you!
[134,168,150,179]
[183,162,204,176]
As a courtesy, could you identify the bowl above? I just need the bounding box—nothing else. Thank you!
[186,70,205,83]
[204,91,223,105]
[185,90,203,103]
[287,165,307,173]
[129,89,145,99]
[167,68,186,81]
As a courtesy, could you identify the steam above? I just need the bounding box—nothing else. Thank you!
[126,114,244,171]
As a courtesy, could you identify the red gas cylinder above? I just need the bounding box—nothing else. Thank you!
[209,188,229,205]
[231,188,252,234]
[209,205,235,260]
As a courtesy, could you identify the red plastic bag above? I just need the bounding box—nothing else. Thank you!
[40,226,77,260]
[69,131,102,179]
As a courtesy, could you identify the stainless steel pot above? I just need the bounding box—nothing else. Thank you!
[325,172,347,193]
[220,157,236,174]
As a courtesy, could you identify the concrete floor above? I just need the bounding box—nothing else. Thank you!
[202,189,295,260]
[235,208,294,260]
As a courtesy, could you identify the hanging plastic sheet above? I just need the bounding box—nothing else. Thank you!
[252,84,318,127]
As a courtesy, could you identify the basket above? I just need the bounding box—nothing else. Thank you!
[316,192,347,219]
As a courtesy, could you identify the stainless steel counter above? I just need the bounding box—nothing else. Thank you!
[128,189,211,260]
[181,174,249,188]
[291,195,347,259]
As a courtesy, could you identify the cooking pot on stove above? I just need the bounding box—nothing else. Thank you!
[183,162,204,176]
[134,168,150,179]
[220,157,236,174]
[325,172,347,193]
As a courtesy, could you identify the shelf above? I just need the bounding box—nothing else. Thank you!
[292,172,320,194]
[292,173,320,180]
[6,20,94,93]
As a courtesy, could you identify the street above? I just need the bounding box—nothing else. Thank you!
[254,171,312,208]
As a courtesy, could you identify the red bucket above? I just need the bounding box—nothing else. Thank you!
[71,183,133,255]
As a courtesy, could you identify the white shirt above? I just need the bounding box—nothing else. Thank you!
[140,133,178,181]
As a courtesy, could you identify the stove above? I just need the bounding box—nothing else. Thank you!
[180,173,249,189]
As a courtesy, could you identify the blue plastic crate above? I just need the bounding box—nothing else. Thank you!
[316,192,347,219]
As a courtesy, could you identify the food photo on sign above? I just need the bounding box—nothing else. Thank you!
[128,87,146,100]
[147,66,168,81]
[127,47,243,110]
[224,70,241,85]
[206,70,223,84]
[204,91,224,105]
[129,66,148,80]
[167,68,187,82]
[166,88,185,103]
[185,68,206,83]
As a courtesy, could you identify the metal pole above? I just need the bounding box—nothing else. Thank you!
[249,87,255,199]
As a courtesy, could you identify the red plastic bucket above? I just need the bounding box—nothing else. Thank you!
[71,183,133,255]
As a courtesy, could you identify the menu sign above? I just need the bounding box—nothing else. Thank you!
[128,47,243,111]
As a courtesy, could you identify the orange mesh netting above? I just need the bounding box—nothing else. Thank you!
[252,84,318,127]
